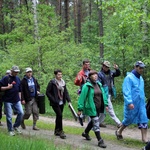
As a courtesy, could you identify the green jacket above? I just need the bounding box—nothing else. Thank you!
[78,81,108,116]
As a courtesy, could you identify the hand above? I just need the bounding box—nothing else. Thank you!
[37,91,40,95]
[21,100,26,105]
[129,104,134,109]
[77,75,81,80]
[7,84,13,89]
[77,111,82,116]
[114,64,119,70]
[105,106,108,112]
[68,102,71,106]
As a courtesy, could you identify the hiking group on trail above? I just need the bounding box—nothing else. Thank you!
[0,60,149,150]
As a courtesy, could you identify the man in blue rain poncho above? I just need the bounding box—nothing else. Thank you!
[115,61,148,143]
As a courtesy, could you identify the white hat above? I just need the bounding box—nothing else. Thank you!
[25,67,32,73]
[6,70,11,74]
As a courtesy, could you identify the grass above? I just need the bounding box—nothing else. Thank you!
[0,98,147,150]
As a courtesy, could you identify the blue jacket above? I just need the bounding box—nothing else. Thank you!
[98,69,120,98]
[122,72,148,126]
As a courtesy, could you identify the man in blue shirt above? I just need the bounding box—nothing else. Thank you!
[0,66,24,136]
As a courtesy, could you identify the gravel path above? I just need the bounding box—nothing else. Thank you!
[1,115,148,150]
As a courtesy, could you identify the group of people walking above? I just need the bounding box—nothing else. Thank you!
[75,59,149,149]
[0,66,40,136]
[0,59,149,150]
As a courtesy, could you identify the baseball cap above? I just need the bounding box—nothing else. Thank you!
[6,70,11,74]
[103,61,111,68]
[135,61,145,68]
[25,67,32,73]
[11,66,20,72]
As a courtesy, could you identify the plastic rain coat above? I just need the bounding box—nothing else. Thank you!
[122,72,148,126]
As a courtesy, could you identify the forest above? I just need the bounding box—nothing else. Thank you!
[0,0,150,100]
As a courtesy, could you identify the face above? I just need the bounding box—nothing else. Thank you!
[55,72,62,80]
[26,71,32,78]
[89,73,98,82]
[11,71,19,76]
[83,62,90,71]
[102,65,110,72]
[135,66,144,75]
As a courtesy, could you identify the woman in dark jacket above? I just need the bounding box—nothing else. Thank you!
[46,69,71,139]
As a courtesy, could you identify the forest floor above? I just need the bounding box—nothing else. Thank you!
[1,115,148,150]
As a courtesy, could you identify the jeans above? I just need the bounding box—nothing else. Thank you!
[4,101,24,131]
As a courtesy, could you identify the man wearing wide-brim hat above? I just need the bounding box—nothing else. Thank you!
[98,61,121,128]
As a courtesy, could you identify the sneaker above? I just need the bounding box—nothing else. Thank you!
[33,126,40,130]
[9,131,15,136]
[82,132,91,140]
[60,131,66,139]
[142,147,146,150]
[21,120,26,129]
[14,127,22,134]
[98,139,107,148]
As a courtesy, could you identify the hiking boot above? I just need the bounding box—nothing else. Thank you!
[9,131,15,136]
[54,130,61,136]
[99,123,107,128]
[14,127,22,134]
[60,131,66,139]
[98,139,107,148]
[21,120,26,129]
[33,126,40,130]
[82,132,91,140]
[0,121,3,126]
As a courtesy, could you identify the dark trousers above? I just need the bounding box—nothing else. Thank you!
[0,101,3,120]
[52,104,64,132]
[145,142,150,150]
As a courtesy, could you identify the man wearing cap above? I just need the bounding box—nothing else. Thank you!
[98,61,121,128]
[116,61,148,143]
[0,66,24,136]
[21,67,40,130]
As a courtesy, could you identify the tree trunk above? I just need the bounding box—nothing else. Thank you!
[73,0,77,43]
[32,0,41,69]
[97,0,104,59]
[77,0,82,43]
[0,0,4,34]
[56,0,62,31]
[64,0,69,29]
[141,1,149,57]
[88,0,92,40]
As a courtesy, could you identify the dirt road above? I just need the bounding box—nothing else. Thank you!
[2,115,147,150]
